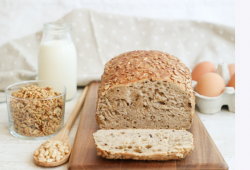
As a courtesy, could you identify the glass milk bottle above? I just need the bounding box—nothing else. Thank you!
[38,22,77,100]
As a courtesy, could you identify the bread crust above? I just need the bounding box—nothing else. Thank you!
[96,148,193,160]
[98,50,194,98]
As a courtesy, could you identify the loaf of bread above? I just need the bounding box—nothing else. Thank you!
[95,50,195,130]
[93,129,194,160]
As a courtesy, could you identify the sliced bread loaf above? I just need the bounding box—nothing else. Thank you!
[95,50,195,130]
[93,129,194,161]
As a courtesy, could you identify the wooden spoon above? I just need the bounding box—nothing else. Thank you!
[33,86,89,167]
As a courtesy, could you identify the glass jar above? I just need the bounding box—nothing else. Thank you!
[5,80,66,140]
[38,22,77,101]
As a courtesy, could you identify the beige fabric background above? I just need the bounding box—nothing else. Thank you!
[0,8,235,91]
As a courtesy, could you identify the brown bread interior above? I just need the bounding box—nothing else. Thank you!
[96,79,193,130]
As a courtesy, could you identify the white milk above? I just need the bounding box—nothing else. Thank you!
[38,40,77,100]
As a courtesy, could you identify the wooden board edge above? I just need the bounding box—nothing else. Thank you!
[68,83,95,170]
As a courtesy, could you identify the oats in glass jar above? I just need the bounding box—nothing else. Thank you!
[9,85,64,137]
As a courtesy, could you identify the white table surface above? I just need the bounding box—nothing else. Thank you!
[0,88,235,170]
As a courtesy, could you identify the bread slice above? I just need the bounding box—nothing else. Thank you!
[93,129,194,161]
[95,50,195,130]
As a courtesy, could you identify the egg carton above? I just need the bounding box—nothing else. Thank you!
[192,63,235,114]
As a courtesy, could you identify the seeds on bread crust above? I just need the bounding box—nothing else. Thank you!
[99,50,193,95]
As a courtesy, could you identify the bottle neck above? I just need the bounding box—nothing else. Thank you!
[41,22,72,43]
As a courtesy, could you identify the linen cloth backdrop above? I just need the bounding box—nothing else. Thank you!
[0,8,235,91]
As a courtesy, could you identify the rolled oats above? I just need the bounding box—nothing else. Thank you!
[9,85,64,137]
[34,140,69,163]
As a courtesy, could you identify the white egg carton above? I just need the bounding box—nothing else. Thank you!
[192,63,235,114]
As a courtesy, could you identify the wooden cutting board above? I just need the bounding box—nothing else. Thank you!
[68,82,229,170]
